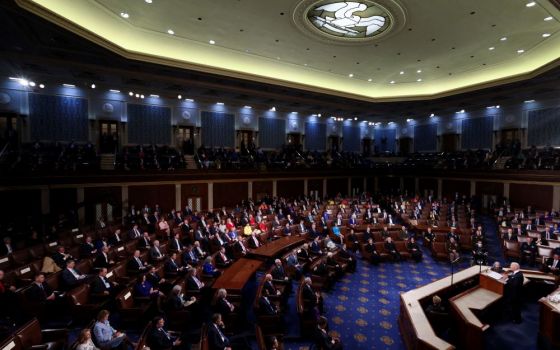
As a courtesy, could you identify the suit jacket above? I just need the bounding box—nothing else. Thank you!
[215,298,233,316]
[90,276,111,295]
[314,327,337,350]
[138,237,152,249]
[183,250,199,266]
[545,258,560,274]
[271,265,286,280]
[263,281,277,296]
[79,243,97,258]
[26,282,53,302]
[128,228,142,240]
[127,257,146,273]
[186,276,203,291]
[259,296,277,315]
[247,236,260,249]
[147,327,174,350]
[61,268,83,289]
[150,247,164,261]
[169,239,183,252]
[94,253,111,268]
[215,253,230,267]
[207,323,230,350]
[505,271,524,302]
[302,284,317,307]
[108,234,123,246]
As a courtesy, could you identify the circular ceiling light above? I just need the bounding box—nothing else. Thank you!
[293,0,406,44]
[120,12,129,19]
[167,29,175,35]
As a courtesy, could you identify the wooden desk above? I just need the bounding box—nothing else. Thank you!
[479,272,506,295]
[211,258,262,293]
[539,288,560,349]
[249,236,306,259]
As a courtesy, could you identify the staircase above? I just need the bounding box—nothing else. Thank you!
[493,156,511,170]
[99,154,115,171]
[184,155,198,170]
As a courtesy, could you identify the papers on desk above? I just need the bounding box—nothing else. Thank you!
[485,270,504,281]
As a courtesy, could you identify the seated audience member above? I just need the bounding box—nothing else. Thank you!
[150,240,166,263]
[472,241,488,266]
[243,223,252,236]
[80,236,98,258]
[425,295,447,315]
[232,237,248,256]
[0,237,13,256]
[263,274,282,298]
[90,268,118,299]
[207,313,248,350]
[213,288,235,316]
[26,272,57,304]
[310,237,323,255]
[93,310,132,350]
[138,232,152,249]
[407,237,422,262]
[186,268,205,292]
[347,229,359,253]
[331,224,344,244]
[169,233,184,252]
[282,223,292,236]
[424,227,435,248]
[52,246,73,269]
[384,237,401,261]
[183,245,200,267]
[326,252,343,277]
[314,316,343,350]
[338,244,356,272]
[446,237,460,262]
[128,224,142,240]
[134,273,163,299]
[258,295,279,316]
[521,237,538,267]
[286,251,303,279]
[108,229,124,246]
[148,316,185,350]
[215,247,232,267]
[128,250,149,274]
[158,217,171,238]
[364,238,380,265]
[203,257,221,277]
[76,329,99,350]
[545,253,560,275]
[302,277,323,315]
[61,259,88,290]
[193,241,207,259]
[94,246,115,269]
[491,261,504,273]
[166,285,196,311]
[164,253,187,277]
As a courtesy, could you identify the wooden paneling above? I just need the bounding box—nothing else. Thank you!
[403,177,415,195]
[84,186,122,225]
[213,182,248,208]
[442,180,471,200]
[308,179,323,199]
[475,181,504,197]
[510,183,553,210]
[128,185,175,212]
[0,190,41,223]
[252,181,272,201]
[181,183,208,211]
[419,178,438,197]
[50,188,77,215]
[277,180,304,198]
[326,178,348,197]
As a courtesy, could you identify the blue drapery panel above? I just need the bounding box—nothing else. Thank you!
[259,117,286,149]
[305,122,326,151]
[374,128,396,153]
[461,117,493,149]
[528,108,560,146]
[127,104,171,145]
[414,124,437,152]
[29,93,88,141]
[201,111,235,148]
[342,125,361,152]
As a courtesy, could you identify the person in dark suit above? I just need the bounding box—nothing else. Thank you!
[384,237,401,261]
[338,244,356,272]
[128,224,142,240]
[150,240,166,263]
[232,239,247,257]
[127,250,149,274]
[138,232,152,249]
[185,268,205,292]
[94,246,115,269]
[182,245,199,267]
[544,253,560,275]
[364,238,380,265]
[302,277,323,315]
[504,262,524,323]
[164,253,187,277]
[310,237,323,255]
[108,230,124,246]
[213,288,235,317]
[52,246,73,269]
[313,316,343,350]
[258,295,278,316]
[61,259,88,290]
[215,247,232,268]
[147,316,184,350]
[80,236,97,258]
[26,272,56,303]
[169,233,184,253]
[0,237,14,256]
[521,238,538,267]
[90,268,118,300]
[207,313,249,350]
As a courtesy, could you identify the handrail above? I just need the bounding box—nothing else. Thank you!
[0,143,9,160]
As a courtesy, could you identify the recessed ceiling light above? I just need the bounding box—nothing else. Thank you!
[456,109,465,114]
[318,113,322,117]
[544,16,553,21]
[145,0,152,3]
[150,94,159,98]
[406,118,413,122]
[140,94,145,99]
[29,81,36,87]
[399,71,404,75]
[167,29,175,35]
[500,37,507,41]
[120,12,129,19]
[489,47,495,50]
[496,105,500,108]
[417,78,422,82]
[526,2,536,7]
[177,95,182,99]
[185,98,194,102]
[217,102,224,105]
[109,89,120,93]
[524,99,535,103]
[209,40,216,45]
[517,49,525,53]
[63,83,75,88]
[129,92,133,96]
[367,78,372,82]
[39,84,45,89]
[542,33,551,37]
[417,69,422,73]
[354,117,358,121]
[135,93,140,98]
[429,113,435,117]
[91,84,96,89]
[390,80,395,84]
[348,73,354,78]
[244,105,252,109]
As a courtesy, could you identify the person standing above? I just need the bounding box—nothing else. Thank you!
[504,262,524,324]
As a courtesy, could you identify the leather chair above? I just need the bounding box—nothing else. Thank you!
[431,242,449,261]
[67,284,107,322]
[11,250,31,267]
[15,318,67,350]
[115,288,151,327]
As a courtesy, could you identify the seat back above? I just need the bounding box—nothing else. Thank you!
[15,318,42,350]
[136,322,152,350]
[28,244,46,260]
[0,337,21,350]
[11,250,30,266]
[68,284,91,305]
[116,288,135,310]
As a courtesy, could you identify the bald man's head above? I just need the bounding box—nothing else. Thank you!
[510,262,520,271]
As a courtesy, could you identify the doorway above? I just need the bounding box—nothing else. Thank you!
[99,120,119,154]
[362,138,372,155]
[238,130,254,154]
[177,126,194,155]
[328,135,340,152]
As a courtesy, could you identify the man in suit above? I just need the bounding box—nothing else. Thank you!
[80,236,98,258]
[185,268,205,292]
[90,268,118,299]
[164,253,187,277]
[169,233,184,253]
[0,237,14,256]
[94,246,115,269]
[302,277,323,315]
[258,295,279,316]
[183,245,199,267]
[26,272,56,303]
[232,238,247,257]
[61,259,88,290]
[127,250,148,274]
[150,240,166,263]
[138,232,152,249]
[108,229,124,246]
[147,316,183,350]
[310,237,323,255]
[504,262,524,323]
[52,246,73,269]
[207,313,231,350]
[247,232,260,249]
[128,224,142,240]
[314,316,343,350]
[384,237,401,261]
[215,247,232,268]
[544,253,560,275]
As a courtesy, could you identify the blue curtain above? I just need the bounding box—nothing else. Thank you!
[305,122,326,151]
[342,125,361,152]
[374,128,396,153]
[29,93,88,141]
[414,124,437,152]
[127,104,171,145]
[259,117,286,149]
[201,111,235,148]
[527,108,560,146]
[461,117,493,149]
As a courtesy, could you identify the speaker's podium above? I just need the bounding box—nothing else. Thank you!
[449,270,506,350]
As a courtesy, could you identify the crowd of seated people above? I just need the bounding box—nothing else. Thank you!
[495,203,560,273]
